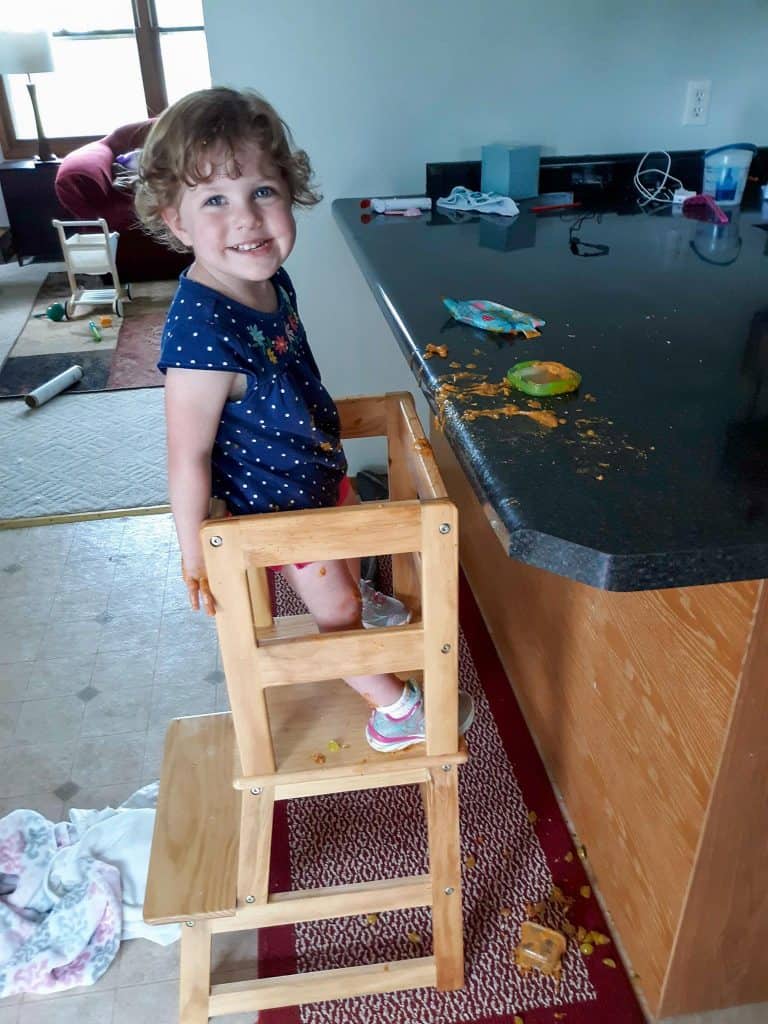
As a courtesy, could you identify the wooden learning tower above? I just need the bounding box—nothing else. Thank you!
[144,393,469,1021]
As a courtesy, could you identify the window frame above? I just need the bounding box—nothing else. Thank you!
[0,0,203,160]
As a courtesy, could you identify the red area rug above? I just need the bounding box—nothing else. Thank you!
[259,571,646,1024]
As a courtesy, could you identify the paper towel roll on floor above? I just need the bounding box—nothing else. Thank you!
[24,365,84,409]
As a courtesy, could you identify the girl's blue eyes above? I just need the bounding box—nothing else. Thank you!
[204,187,275,207]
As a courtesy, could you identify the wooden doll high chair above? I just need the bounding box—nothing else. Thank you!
[144,392,468,1022]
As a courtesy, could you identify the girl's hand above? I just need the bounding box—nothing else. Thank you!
[181,559,216,616]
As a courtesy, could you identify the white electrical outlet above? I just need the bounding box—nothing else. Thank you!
[683,80,711,126]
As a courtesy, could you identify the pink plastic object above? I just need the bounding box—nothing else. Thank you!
[682,193,729,224]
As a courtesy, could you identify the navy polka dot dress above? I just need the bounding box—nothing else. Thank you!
[158,268,347,514]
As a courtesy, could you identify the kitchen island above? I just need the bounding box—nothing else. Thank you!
[334,196,768,1020]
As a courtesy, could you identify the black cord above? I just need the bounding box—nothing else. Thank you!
[568,213,610,257]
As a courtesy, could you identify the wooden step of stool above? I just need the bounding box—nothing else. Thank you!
[145,713,239,925]
[146,710,466,1021]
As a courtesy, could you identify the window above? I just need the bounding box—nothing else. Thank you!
[0,0,210,159]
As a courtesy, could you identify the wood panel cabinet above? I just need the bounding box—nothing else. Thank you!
[430,425,768,1020]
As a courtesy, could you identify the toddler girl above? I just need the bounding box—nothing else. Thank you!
[135,87,473,751]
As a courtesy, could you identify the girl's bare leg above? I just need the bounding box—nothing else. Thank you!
[280,559,403,707]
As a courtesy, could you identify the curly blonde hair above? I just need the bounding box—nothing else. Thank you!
[135,87,321,253]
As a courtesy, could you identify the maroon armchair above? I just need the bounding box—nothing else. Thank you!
[55,120,191,283]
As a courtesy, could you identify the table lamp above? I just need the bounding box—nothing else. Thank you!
[0,30,55,162]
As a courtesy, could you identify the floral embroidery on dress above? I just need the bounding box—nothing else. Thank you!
[245,291,299,363]
[285,312,300,347]
[246,324,268,350]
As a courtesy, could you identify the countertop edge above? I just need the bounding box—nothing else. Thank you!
[333,200,768,592]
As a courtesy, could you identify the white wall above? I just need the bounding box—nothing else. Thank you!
[203,0,768,469]
[0,144,7,226]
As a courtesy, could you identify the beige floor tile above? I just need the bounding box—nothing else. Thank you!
[160,587,192,615]
[0,742,75,799]
[65,545,124,571]
[72,732,147,788]
[81,687,153,738]
[0,624,46,665]
[0,703,21,745]
[116,937,180,987]
[0,663,33,703]
[665,1003,768,1024]
[113,553,172,586]
[91,648,156,690]
[72,518,126,545]
[142,728,168,780]
[120,514,173,541]
[211,930,258,976]
[105,585,164,618]
[55,563,116,592]
[0,592,55,629]
[0,791,63,821]
[0,569,64,604]
[49,586,112,622]
[18,990,115,1024]
[148,683,215,732]
[158,608,218,646]
[65,779,143,814]
[23,655,96,699]
[151,645,218,689]
[113,980,178,1024]
[39,619,103,661]
[154,637,218,674]
[118,530,171,556]
[97,623,161,656]
[13,696,84,745]
[211,1007,260,1024]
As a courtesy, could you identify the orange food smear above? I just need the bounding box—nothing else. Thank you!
[527,360,575,380]
[424,343,448,359]
[463,405,559,428]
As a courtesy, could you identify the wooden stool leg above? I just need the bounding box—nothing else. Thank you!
[423,766,464,990]
[237,785,275,906]
[179,919,212,1023]
[386,397,420,612]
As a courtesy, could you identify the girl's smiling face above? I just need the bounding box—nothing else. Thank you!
[162,140,296,307]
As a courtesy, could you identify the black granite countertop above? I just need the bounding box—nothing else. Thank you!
[333,197,768,591]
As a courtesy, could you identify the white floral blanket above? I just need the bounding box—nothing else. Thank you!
[0,783,177,997]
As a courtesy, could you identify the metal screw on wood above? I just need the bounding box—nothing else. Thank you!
[250,787,263,795]
[245,895,255,904]
[185,920,195,928]
[210,535,223,547]
[441,764,452,772]
[441,643,451,653]
[444,887,455,895]
[439,523,451,534]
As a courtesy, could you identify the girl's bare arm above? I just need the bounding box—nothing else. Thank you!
[164,367,236,613]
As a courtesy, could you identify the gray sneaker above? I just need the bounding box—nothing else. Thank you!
[359,579,412,629]
[366,679,475,752]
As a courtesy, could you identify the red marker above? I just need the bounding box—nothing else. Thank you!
[530,201,582,213]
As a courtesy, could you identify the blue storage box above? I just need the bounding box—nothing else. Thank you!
[481,144,540,200]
